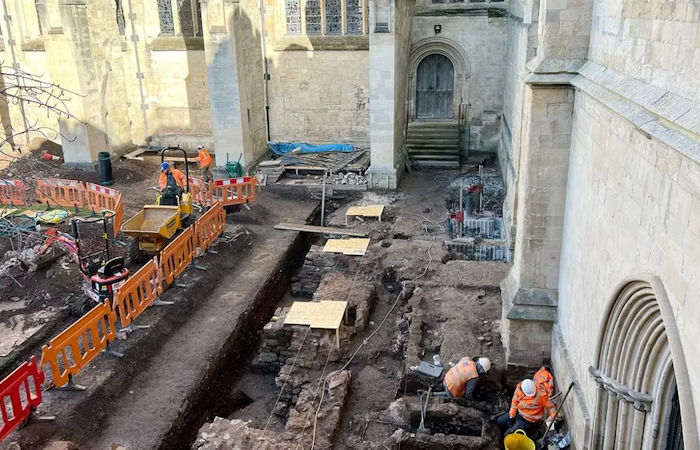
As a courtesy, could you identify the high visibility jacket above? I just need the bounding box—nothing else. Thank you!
[534,367,554,397]
[195,148,212,168]
[444,357,479,398]
[158,168,187,190]
[509,382,556,423]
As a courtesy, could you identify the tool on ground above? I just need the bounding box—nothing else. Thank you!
[121,146,194,262]
[39,211,129,316]
[417,387,432,435]
[505,429,535,450]
[538,381,575,449]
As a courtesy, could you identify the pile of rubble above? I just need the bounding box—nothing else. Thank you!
[330,172,367,186]
[193,370,352,450]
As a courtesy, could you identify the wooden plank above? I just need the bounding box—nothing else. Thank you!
[322,238,370,256]
[274,222,368,237]
[284,300,347,330]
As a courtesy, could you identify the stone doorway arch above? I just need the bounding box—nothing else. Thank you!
[589,277,697,450]
[408,37,471,123]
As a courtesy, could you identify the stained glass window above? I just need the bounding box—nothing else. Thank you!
[115,0,126,35]
[305,0,321,35]
[286,0,301,35]
[346,0,362,34]
[158,0,174,34]
[178,0,194,36]
[325,0,342,34]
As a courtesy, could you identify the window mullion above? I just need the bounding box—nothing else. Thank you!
[321,0,326,35]
[170,0,182,35]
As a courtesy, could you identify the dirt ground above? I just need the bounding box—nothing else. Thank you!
[0,150,555,449]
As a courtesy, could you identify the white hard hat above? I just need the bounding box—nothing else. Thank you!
[197,145,204,149]
[478,357,491,372]
[521,379,536,396]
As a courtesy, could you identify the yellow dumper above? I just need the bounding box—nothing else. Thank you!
[122,147,194,262]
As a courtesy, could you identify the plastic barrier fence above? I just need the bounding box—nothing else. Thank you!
[194,202,225,251]
[112,257,162,328]
[159,226,195,285]
[0,180,27,206]
[40,300,118,388]
[85,183,120,214]
[210,176,257,207]
[189,178,211,206]
[0,356,44,441]
[36,178,86,209]
[113,195,123,237]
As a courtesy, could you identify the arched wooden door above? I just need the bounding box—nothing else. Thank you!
[415,54,454,120]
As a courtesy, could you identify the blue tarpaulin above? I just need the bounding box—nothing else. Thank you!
[267,141,354,155]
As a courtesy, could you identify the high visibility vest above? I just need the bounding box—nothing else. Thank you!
[158,169,186,190]
[444,357,479,398]
[509,383,555,423]
[196,149,212,168]
[534,367,554,397]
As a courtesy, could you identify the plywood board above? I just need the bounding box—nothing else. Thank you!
[346,205,384,219]
[284,300,348,330]
[322,238,370,256]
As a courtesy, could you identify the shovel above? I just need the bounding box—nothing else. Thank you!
[538,381,575,449]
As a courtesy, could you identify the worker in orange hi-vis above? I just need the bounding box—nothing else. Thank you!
[158,162,187,206]
[495,379,557,437]
[434,356,491,400]
[533,366,555,397]
[194,145,212,182]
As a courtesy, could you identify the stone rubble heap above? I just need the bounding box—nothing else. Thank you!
[330,172,368,186]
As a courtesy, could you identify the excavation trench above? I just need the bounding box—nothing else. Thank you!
[158,228,316,449]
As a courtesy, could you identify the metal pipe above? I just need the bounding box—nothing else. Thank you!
[125,0,150,145]
[320,170,327,226]
[459,184,463,237]
[257,0,271,142]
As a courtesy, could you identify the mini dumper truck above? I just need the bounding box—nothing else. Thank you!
[121,147,195,263]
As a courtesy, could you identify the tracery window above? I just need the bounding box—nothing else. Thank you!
[157,0,203,36]
[284,0,366,36]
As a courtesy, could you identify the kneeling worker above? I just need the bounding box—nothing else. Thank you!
[436,356,491,400]
[497,378,556,436]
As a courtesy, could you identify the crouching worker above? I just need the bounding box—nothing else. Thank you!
[435,356,491,400]
[158,162,187,206]
[496,378,556,437]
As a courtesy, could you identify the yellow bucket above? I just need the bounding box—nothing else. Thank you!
[504,429,535,450]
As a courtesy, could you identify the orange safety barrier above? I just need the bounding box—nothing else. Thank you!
[210,176,258,207]
[36,178,86,209]
[84,183,120,213]
[113,194,123,237]
[39,300,117,388]
[112,257,162,329]
[0,356,44,441]
[159,226,195,285]
[189,178,211,206]
[194,202,226,252]
[0,179,27,206]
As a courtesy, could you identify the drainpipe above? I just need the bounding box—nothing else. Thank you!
[125,0,150,146]
[257,0,271,142]
[1,0,31,147]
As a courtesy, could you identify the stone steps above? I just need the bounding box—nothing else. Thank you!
[406,121,460,168]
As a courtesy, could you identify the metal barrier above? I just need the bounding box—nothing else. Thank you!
[0,179,27,206]
[112,257,162,330]
[0,356,44,441]
[159,226,195,286]
[210,176,257,207]
[40,300,118,389]
[194,202,225,252]
[189,178,211,206]
[36,178,86,209]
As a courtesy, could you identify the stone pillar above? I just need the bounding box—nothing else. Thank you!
[201,0,249,177]
[527,0,593,74]
[367,0,398,190]
[500,81,574,366]
[43,0,109,170]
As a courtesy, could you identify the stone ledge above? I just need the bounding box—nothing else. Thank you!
[273,35,369,51]
[148,36,204,51]
[21,38,45,52]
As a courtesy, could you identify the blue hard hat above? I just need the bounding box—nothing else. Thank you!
[161,162,170,171]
